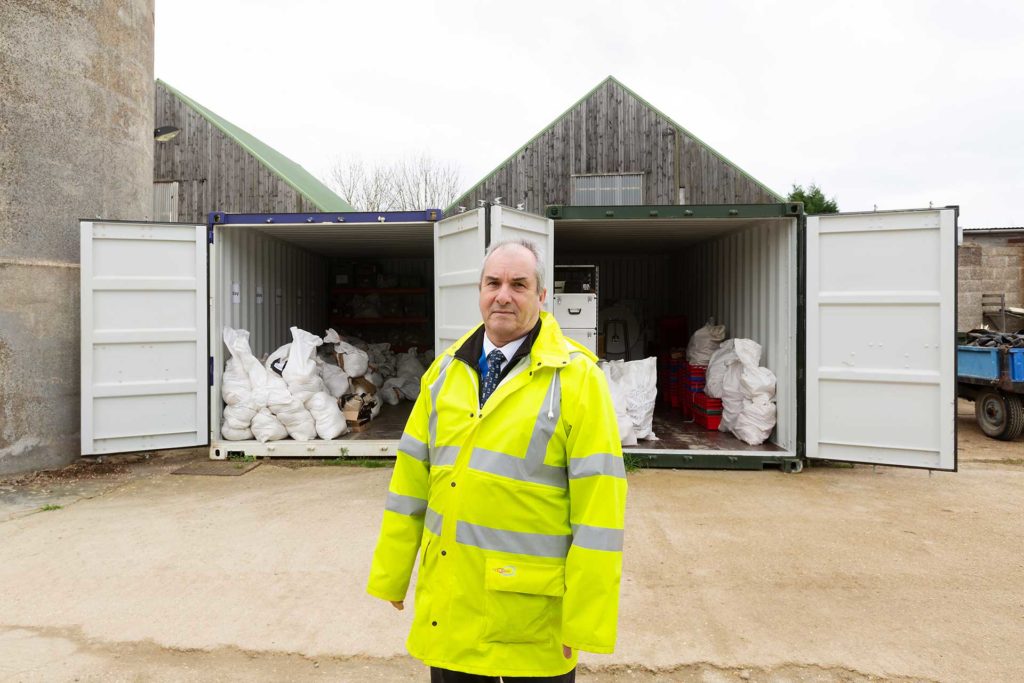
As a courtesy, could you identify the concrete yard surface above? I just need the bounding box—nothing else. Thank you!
[0,406,1021,682]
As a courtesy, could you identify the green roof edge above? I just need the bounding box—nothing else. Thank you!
[156,79,355,212]
[445,75,783,213]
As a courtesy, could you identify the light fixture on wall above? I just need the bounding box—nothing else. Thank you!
[154,125,180,142]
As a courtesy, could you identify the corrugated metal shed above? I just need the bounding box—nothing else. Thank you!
[156,79,354,212]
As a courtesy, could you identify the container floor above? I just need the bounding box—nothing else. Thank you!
[342,400,413,441]
[625,405,784,452]
[345,400,781,453]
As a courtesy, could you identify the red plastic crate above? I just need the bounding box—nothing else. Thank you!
[693,410,722,430]
[679,388,693,419]
[692,392,723,411]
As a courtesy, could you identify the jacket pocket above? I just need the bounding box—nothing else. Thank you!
[482,559,565,644]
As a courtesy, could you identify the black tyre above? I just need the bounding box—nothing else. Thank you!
[975,391,1024,440]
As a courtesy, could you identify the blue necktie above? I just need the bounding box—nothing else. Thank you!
[481,349,505,404]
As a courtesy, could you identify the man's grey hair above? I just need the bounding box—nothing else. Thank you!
[480,238,546,293]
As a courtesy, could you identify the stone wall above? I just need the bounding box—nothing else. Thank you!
[958,232,1024,331]
[0,1,155,476]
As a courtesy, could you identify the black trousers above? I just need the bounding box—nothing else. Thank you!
[430,665,576,682]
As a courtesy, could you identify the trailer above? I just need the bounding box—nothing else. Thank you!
[957,344,1024,440]
[79,204,959,472]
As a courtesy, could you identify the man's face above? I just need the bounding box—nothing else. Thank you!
[479,245,547,346]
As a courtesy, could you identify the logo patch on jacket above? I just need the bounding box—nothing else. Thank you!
[493,565,517,577]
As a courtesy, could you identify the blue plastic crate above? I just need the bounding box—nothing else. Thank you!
[1011,348,1024,382]
[958,346,1000,380]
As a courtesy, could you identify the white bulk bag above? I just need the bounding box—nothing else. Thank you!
[283,327,327,402]
[380,375,422,405]
[266,343,291,378]
[396,347,426,378]
[601,361,637,447]
[306,391,348,439]
[265,369,317,442]
[220,425,253,441]
[222,327,253,406]
[621,356,658,441]
[732,365,777,445]
[368,343,397,379]
[221,327,263,440]
[251,408,288,443]
[324,328,371,377]
[318,360,351,398]
[718,339,761,433]
[686,321,727,366]
[705,340,737,399]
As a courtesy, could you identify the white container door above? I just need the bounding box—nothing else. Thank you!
[490,205,556,313]
[435,209,487,352]
[80,221,209,455]
[806,208,956,470]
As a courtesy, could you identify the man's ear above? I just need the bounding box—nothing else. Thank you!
[538,287,548,304]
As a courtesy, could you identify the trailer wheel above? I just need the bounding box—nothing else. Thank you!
[975,391,1024,440]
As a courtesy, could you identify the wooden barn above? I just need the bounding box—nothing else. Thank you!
[448,75,782,213]
[152,80,353,223]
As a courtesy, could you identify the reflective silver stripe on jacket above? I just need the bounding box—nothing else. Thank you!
[385,492,427,517]
[430,446,460,467]
[456,521,571,558]
[571,523,624,552]
[469,448,567,489]
[425,507,443,535]
[398,433,428,462]
[467,371,566,488]
[428,355,455,449]
[568,452,626,480]
[427,355,456,466]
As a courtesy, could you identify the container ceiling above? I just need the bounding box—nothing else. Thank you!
[239,217,788,258]
[552,218,771,252]
[240,221,434,258]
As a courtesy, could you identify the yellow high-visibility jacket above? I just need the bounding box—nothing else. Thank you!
[367,312,627,677]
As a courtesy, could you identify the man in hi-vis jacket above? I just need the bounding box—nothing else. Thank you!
[368,239,627,682]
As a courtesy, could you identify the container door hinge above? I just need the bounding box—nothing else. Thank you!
[209,357,214,387]
[208,227,214,244]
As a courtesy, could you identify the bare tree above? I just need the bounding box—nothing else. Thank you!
[325,153,462,211]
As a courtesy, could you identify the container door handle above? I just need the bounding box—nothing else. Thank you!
[568,308,581,315]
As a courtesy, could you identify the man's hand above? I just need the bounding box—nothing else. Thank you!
[390,601,404,610]
[562,645,572,659]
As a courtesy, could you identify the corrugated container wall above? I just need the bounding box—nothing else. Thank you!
[675,219,798,451]
[214,227,328,359]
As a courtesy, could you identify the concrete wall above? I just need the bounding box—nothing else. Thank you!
[958,233,1024,331]
[0,1,155,476]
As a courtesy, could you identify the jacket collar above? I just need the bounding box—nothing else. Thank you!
[448,311,592,370]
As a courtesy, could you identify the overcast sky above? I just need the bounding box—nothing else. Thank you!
[155,0,1023,227]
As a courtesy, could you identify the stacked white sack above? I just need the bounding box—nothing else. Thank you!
[600,357,658,444]
[686,321,727,366]
[367,343,397,379]
[716,339,777,446]
[380,347,427,405]
[265,342,317,441]
[704,340,737,399]
[284,327,346,440]
[224,327,289,443]
[318,359,351,398]
[733,365,777,445]
[221,327,257,440]
[600,361,637,446]
[324,328,370,378]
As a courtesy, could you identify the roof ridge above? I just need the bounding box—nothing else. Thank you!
[445,75,781,212]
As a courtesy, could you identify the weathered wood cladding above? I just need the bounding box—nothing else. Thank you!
[153,83,319,223]
[453,79,777,212]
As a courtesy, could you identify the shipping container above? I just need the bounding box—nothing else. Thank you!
[79,203,958,471]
